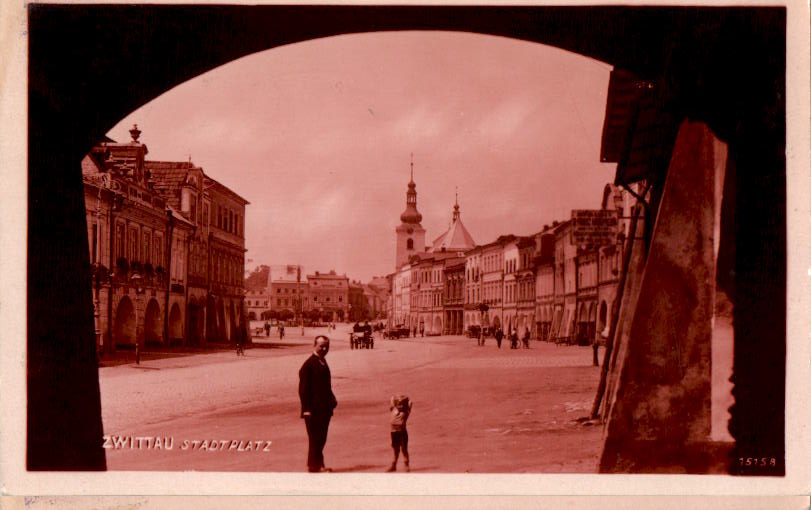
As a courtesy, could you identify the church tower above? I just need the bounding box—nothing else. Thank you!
[395,155,426,269]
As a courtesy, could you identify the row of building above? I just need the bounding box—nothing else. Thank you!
[82,126,248,352]
[244,266,389,323]
[387,167,638,346]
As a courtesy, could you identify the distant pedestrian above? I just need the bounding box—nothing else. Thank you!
[387,394,412,472]
[510,329,519,349]
[495,328,503,349]
[299,335,338,472]
[522,329,530,349]
[236,325,245,356]
[264,321,271,337]
[279,325,285,340]
[419,324,424,337]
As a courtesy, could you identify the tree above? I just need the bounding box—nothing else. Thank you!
[244,265,270,291]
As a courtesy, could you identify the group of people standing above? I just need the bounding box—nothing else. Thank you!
[488,327,531,349]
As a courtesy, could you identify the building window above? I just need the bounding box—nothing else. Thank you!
[142,231,151,264]
[153,234,162,266]
[115,223,125,260]
[407,238,413,250]
[128,227,138,262]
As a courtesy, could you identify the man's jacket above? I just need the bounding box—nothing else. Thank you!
[298,354,338,417]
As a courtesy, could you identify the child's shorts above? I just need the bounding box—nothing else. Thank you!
[391,430,409,449]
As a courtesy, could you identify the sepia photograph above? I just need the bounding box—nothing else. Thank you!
[2,0,810,499]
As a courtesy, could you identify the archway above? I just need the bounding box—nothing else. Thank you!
[169,302,183,343]
[598,300,608,333]
[144,298,162,345]
[188,297,204,345]
[206,295,218,342]
[588,302,597,342]
[113,296,135,347]
[433,316,442,335]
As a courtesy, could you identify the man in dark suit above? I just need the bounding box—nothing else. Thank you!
[299,335,338,472]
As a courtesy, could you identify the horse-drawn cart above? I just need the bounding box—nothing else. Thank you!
[349,331,374,349]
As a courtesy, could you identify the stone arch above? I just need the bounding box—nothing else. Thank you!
[598,300,609,332]
[169,302,183,342]
[113,296,136,347]
[188,296,204,345]
[144,298,162,345]
[206,294,218,342]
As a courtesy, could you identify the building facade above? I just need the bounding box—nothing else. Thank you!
[147,152,249,345]
[534,229,556,341]
[443,258,466,335]
[83,125,248,353]
[515,236,537,337]
[307,270,349,322]
[463,246,482,332]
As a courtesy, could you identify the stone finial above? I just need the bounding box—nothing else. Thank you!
[129,124,141,142]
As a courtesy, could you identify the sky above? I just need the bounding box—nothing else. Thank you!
[108,31,616,282]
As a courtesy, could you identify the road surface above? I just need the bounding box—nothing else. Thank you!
[100,325,604,473]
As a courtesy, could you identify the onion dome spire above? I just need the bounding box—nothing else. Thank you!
[400,153,422,224]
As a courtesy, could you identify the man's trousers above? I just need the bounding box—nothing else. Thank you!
[304,413,331,471]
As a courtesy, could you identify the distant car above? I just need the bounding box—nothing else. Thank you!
[383,325,410,339]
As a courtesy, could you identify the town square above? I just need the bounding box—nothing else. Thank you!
[100,327,604,473]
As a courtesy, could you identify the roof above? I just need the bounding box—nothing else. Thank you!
[146,161,250,208]
[244,266,270,291]
[145,161,198,210]
[444,257,466,271]
[430,203,475,253]
[269,265,303,283]
[601,69,679,185]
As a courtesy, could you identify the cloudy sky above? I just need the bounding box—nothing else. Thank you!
[108,31,616,282]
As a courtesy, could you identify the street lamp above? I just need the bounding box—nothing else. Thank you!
[130,272,144,364]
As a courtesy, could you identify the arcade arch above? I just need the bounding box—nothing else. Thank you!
[113,296,135,346]
[144,298,162,345]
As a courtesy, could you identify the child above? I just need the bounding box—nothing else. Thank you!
[387,394,412,472]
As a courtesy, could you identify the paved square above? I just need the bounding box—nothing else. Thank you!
[100,325,604,473]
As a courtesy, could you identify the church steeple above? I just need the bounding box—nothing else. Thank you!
[395,154,426,269]
[452,187,460,221]
[400,153,422,224]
